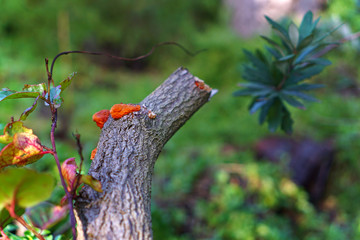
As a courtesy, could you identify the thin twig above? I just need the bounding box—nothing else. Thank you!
[6,193,45,240]
[71,132,85,196]
[50,111,77,239]
[50,41,206,76]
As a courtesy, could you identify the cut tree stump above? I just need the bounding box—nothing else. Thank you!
[75,67,216,240]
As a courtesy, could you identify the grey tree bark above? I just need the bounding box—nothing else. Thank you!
[75,67,215,240]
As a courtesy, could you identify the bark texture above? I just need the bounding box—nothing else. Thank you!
[75,67,214,240]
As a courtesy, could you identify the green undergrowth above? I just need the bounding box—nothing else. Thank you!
[1,19,360,240]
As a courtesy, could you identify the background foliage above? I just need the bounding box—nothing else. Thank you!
[1,0,360,239]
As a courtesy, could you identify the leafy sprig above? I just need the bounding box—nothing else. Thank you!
[234,11,341,134]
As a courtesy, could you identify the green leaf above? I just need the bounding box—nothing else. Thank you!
[298,11,314,42]
[288,23,299,47]
[249,99,269,114]
[313,24,343,44]
[294,44,320,65]
[0,89,40,102]
[287,65,325,84]
[297,34,314,51]
[266,98,283,132]
[265,46,282,59]
[285,83,324,91]
[279,93,305,109]
[242,65,272,84]
[0,206,25,228]
[259,98,275,125]
[238,82,273,89]
[59,72,76,93]
[243,50,269,75]
[261,36,284,55]
[265,16,290,42]
[233,88,273,97]
[45,86,63,108]
[80,175,103,193]
[282,90,319,102]
[277,54,295,62]
[234,83,274,97]
[305,58,332,66]
[281,107,294,134]
[0,168,55,209]
[20,96,39,121]
[22,83,46,93]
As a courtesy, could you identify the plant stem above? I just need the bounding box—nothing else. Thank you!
[50,111,77,239]
[6,200,45,240]
[0,226,10,240]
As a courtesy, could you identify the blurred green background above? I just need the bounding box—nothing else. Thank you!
[1,0,360,239]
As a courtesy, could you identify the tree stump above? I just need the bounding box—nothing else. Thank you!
[75,67,215,240]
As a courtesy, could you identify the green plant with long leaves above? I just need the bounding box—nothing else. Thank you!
[234,11,341,134]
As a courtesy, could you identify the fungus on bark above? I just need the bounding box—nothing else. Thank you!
[75,68,217,240]
[110,104,141,120]
[90,148,97,160]
[92,110,110,129]
[194,77,212,91]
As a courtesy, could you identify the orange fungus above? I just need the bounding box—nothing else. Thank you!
[194,77,212,91]
[90,148,97,160]
[110,104,141,120]
[92,110,110,129]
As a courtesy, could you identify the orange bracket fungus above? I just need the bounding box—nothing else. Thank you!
[92,110,110,129]
[90,148,97,160]
[194,77,212,92]
[110,103,141,120]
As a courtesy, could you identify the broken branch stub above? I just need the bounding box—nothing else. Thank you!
[75,67,216,240]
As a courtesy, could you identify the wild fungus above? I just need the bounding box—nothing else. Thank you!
[110,104,141,120]
[92,110,110,129]
[148,110,156,119]
[90,148,97,160]
[194,77,212,91]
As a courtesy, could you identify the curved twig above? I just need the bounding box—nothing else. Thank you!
[50,41,206,76]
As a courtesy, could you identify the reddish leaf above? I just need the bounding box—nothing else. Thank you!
[61,158,78,191]
[61,157,102,193]
[0,132,45,169]
[26,202,68,230]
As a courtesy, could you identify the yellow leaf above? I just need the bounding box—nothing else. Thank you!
[0,121,33,144]
[0,132,45,169]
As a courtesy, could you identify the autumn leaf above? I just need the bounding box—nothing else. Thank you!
[0,121,48,170]
[61,158,78,191]
[0,121,33,145]
[0,132,46,169]
[61,158,102,193]
[26,202,68,230]
[80,175,103,193]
